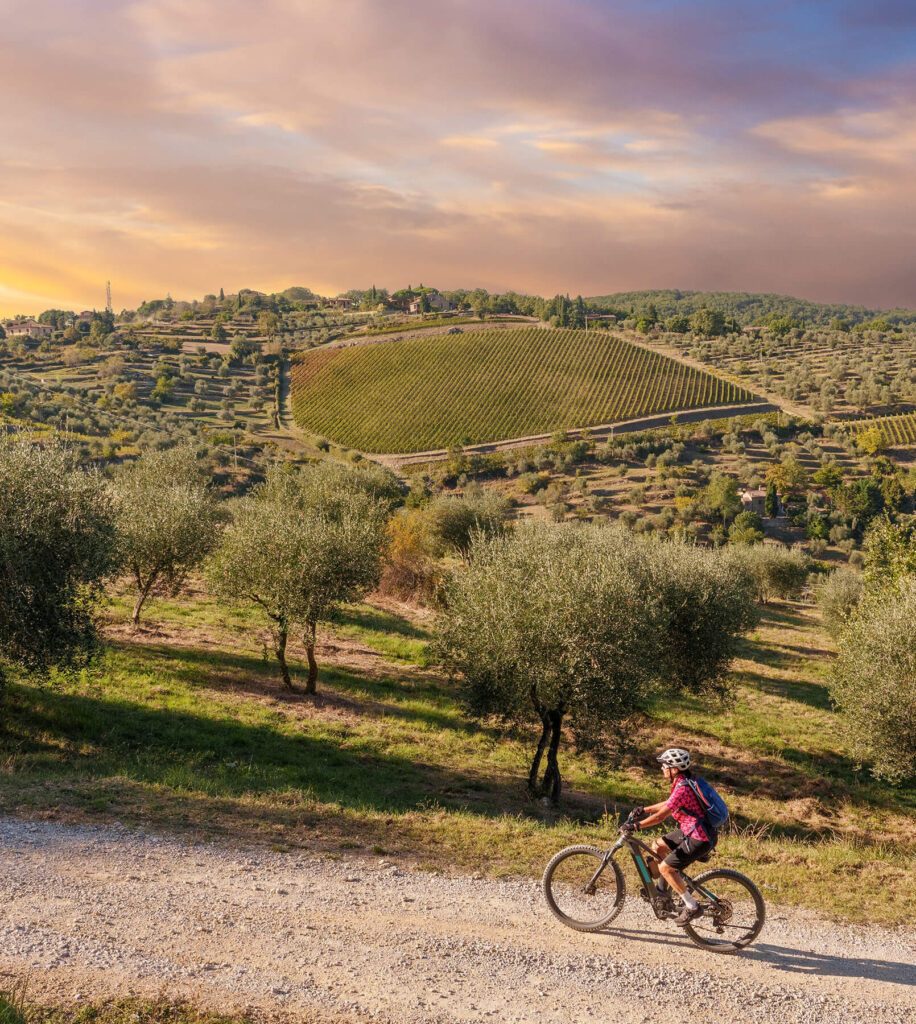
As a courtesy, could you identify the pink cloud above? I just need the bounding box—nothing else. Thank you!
[1,0,915,312]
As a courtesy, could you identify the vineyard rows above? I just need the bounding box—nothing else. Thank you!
[290,328,757,453]
[852,411,916,446]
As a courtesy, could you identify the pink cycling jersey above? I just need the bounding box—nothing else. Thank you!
[665,776,710,843]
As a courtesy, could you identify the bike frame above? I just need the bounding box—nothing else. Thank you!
[594,831,720,909]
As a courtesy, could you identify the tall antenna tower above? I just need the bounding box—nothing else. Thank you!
[105,280,112,313]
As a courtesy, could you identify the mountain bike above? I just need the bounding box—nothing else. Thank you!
[542,818,766,953]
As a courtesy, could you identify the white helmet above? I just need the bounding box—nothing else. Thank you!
[657,747,691,770]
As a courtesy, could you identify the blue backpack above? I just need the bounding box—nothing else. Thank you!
[684,777,729,836]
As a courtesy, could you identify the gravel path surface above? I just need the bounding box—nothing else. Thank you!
[3,818,913,1023]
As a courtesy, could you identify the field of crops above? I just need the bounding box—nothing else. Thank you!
[852,411,916,445]
[290,328,758,453]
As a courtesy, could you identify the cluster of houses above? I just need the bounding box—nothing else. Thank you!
[328,290,453,314]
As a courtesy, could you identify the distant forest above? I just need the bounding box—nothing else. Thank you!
[585,289,916,328]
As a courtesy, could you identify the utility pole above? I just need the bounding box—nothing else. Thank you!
[105,281,113,314]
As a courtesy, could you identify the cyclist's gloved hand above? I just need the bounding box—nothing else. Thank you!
[620,807,644,833]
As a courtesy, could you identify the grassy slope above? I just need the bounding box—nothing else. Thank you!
[289,328,757,452]
[1,587,912,927]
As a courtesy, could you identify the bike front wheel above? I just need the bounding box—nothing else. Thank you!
[684,868,766,953]
[542,845,625,932]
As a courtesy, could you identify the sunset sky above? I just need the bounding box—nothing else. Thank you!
[3,0,916,315]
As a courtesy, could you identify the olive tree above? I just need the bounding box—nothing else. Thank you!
[831,579,916,782]
[112,444,222,626]
[862,515,916,591]
[726,543,809,603]
[814,567,863,636]
[437,524,757,802]
[437,522,662,802]
[645,538,759,700]
[294,457,404,512]
[207,463,388,692]
[426,492,511,556]
[0,437,117,703]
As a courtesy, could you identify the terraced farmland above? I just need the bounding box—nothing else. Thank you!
[290,328,759,453]
[852,410,916,446]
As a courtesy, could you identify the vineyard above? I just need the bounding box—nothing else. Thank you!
[852,411,916,446]
[289,328,758,453]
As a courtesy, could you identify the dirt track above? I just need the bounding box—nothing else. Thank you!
[3,818,913,1023]
[371,401,775,468]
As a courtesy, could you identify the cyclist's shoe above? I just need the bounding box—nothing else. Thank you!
[674,904,703,927]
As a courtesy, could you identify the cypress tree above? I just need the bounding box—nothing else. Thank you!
[765,481,779,518]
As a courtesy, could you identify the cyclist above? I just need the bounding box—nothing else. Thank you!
[628,747,712,926]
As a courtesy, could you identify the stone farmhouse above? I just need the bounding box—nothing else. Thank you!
[408,292,451,314]
[4,319,53,340]
[739,487,768,516]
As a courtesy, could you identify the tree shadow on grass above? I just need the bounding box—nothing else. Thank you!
[329,604,431,642]
[667,743,915,824]
[737,633,831,672]
[754,604,809,629]
[731,667,833,711]
[111,639,487,739]
[5,684,522,819]
[638,701,913,826]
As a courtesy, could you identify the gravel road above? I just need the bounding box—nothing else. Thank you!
[2,818,913,1023]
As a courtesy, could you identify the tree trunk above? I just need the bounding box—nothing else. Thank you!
[275,625,294,691]
[131,569,156,628]
[304,619,318,695]
[541,707,564,805]
[527,688,551,797]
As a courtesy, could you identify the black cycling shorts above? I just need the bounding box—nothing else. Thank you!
[660,829,712,870]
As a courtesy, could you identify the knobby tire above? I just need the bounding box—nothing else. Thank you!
[542,844,626,932]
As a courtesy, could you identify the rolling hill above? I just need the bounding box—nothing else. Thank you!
[290,327,759,453]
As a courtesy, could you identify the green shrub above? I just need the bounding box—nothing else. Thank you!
[426,492,511,555]
[729,509,764,545]
[814,567,864,635]
[726,543,810,603]
[831,579,916,782]
[863,515,916,591]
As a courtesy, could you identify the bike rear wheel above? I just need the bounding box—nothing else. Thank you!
[684,868,766,952]
[542,845,625,932]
